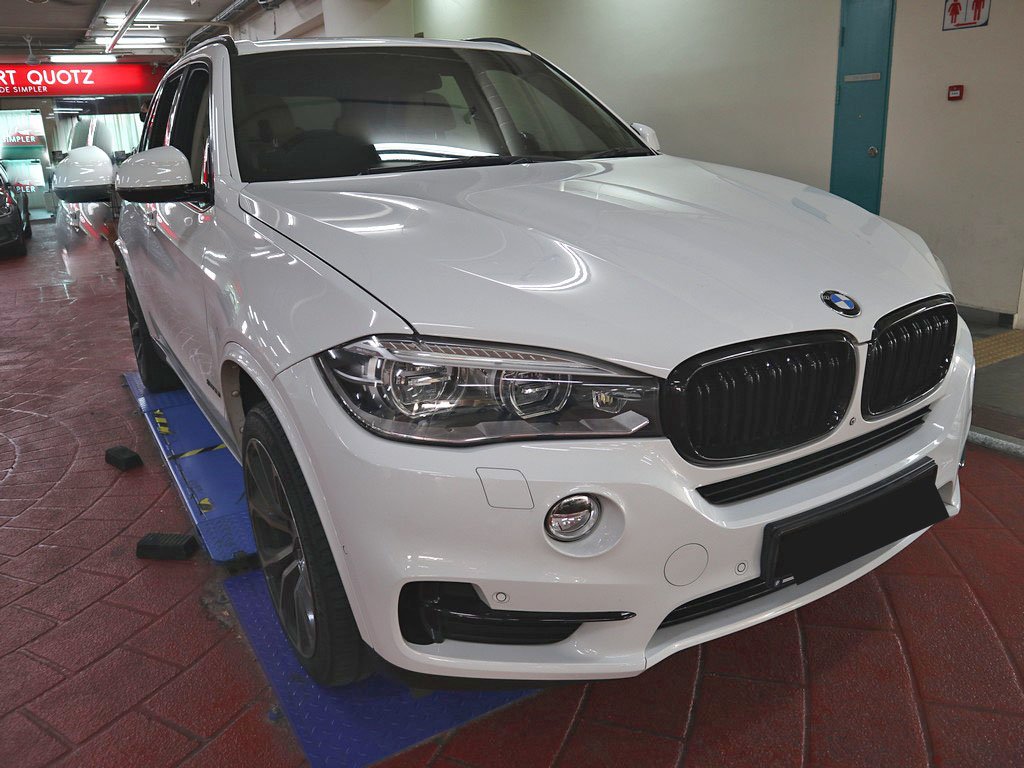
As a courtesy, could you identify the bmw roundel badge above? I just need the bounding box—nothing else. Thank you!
[821,290,861,317]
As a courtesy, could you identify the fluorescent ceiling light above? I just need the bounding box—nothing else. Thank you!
[95,36,167,48]
[105,15,185,26]
[50,54,117,63]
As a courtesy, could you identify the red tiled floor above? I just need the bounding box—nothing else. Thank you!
[0,711,69,767]
[0,228,299,767]
[145,636,265,739]
[27,648,179,743]
[15,568,122,620]
[0,542,89,582]
[581,647,699,737]
[374,740,440,768]
[125,588,231,668]
[798,571,894,631]
[106,560,211,616]
[882,573,1024,713]
[702,612,803,686]
[556,718,683,767]
[26,600,151,672]
[177,698,306,768]
[805,624,929,767]
[439,684,585,768]
[927,703,1024,768]
[682,675,804,768]
[0,603,55,656]
[53,711,199,768]
[0,525,50,556]
[0,651,64,717]
[6,225,1024,768]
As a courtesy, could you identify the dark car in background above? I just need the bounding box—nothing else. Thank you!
[0,163,31,257]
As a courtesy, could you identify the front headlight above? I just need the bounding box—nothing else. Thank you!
[317,336,662,445]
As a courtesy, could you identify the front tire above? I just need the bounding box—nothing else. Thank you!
[0,234,26,258]
[243,401,367,685]
[125,278,181,392]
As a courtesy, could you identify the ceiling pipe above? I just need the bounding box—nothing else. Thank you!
[185,0,256,51]
[104,0,152,54]
[84,0,112,45]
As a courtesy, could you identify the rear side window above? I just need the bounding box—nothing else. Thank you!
[143,74,182,150]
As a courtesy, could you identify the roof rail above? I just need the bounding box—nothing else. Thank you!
[185,34,238,56]
[465,37,530,51]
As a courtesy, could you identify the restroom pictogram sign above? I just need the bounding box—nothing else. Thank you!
[944,0,991,30]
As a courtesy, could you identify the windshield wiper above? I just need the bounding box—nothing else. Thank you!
[575,148,652,160]
[359,154,562,175]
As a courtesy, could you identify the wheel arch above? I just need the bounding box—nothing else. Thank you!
[220,345,374,640]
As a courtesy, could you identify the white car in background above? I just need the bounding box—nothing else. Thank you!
[54,36,974,686]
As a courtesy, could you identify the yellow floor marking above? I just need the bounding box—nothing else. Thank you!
[153,409,171,435]
[974,330,1024,369]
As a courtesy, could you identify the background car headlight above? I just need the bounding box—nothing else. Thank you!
[317,336,662,445]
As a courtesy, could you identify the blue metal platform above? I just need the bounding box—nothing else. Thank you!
[225,571,534,767]
[125,372,256,562]
[129,372,535,766]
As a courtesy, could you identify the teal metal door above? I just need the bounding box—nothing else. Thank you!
[829,0,895,214]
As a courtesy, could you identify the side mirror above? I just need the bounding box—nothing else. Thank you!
[52,145,113,203]
[631,122,660,152]
[116,146,210,205]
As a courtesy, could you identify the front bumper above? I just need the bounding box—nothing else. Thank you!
[273,320,974,680]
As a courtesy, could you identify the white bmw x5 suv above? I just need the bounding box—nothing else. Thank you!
[54,36,974,686]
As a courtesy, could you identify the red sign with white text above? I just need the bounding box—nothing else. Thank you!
[2,131,45,146]
[0,64,164,97]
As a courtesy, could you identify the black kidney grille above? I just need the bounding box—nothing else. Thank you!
[665,334,856,464]
[863,300,958,417]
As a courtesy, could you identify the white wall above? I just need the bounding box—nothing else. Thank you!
[882,0,1024,315]
[415,0,1024,316]
[233,0,326,40]
[233,0,413,40]
[414,0,841,190]
[322,0,413,37]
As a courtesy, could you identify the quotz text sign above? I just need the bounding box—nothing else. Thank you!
[0,68,94,95]
[0,64,163,97]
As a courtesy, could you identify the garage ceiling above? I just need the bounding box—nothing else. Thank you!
[0,0,246,60]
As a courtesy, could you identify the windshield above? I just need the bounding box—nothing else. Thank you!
[230,46,652,182]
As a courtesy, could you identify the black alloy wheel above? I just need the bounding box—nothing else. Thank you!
[245,436,318,658]
[242,401,367,685]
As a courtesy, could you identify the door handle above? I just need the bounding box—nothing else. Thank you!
[867,146,879,158]
[143,208,157,229]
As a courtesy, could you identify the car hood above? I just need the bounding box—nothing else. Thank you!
[240,155,948,376]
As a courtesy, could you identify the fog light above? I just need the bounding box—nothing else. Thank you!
[545,494,601,541]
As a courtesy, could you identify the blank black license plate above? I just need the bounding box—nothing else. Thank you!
[761,458,948,585]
